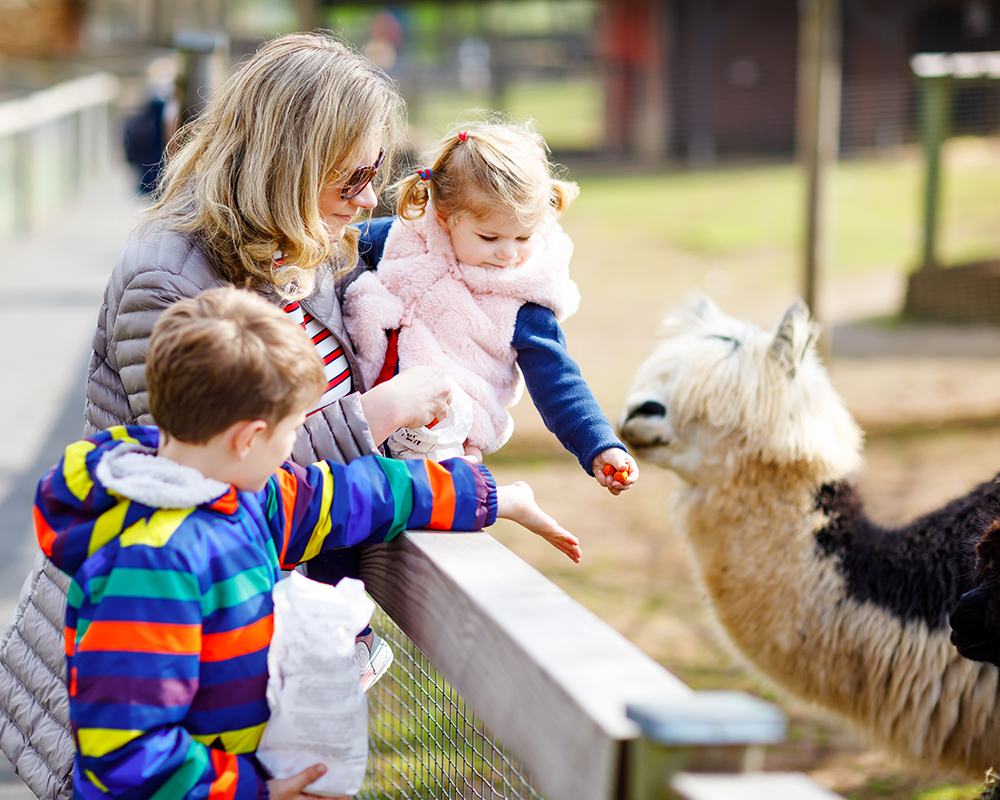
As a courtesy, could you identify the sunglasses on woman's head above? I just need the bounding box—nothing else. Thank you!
[340,149,385,200]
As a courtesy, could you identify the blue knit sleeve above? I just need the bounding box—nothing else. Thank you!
[513,303,626,473]
[355,216,396,267]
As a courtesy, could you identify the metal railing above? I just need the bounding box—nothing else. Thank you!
[363,606,542,800]
[0,63,118,240]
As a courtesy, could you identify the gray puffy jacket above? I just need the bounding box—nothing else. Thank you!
[84,222,377,462]
[0,223,379,797]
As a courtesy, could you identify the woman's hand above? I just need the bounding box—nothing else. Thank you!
[267,764,347,800]
[360,366,453,445]
[496,481,581,563]
[592,448,639,496]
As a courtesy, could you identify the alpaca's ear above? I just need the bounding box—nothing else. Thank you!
[662,293,721,335]
[686,292,723,323]
[768,299,816,378]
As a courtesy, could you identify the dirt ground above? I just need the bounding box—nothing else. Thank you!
[484,410,1000,799]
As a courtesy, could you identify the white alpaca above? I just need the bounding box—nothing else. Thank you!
[618,295,1000,777]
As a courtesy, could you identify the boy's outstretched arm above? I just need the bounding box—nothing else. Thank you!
[270,455,496,566]
[267,456,580,565]
[496,481,581,563]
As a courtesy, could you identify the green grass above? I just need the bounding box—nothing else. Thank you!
[564,138,1000,294]
[567,141,1000,282]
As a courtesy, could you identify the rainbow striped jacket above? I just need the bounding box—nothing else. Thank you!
[34,426,497,799]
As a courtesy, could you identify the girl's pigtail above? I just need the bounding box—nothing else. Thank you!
[396,172,432,221]
[549,178,580,216]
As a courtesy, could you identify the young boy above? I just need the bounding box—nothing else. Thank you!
[36,287,580,800]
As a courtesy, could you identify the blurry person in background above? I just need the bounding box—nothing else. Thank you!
[122,56,179,196]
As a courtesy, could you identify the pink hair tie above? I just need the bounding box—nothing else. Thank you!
[417,168,432,181]
[457,130,469,142]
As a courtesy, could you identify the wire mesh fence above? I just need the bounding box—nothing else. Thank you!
[359,605,545,800]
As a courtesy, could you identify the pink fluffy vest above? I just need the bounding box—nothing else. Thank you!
[344,212,580,453]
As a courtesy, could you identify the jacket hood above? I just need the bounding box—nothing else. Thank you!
[35,426,230,577]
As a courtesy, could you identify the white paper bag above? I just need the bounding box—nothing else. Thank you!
[387,377,474,461]
[257,572,375,797]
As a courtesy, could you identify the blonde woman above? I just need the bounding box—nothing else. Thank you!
[87,31,451,458]
[0,32,447,799]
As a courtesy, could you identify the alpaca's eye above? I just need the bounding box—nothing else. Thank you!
[707,334,740,353]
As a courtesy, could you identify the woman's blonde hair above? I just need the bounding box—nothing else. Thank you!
[394,118,579,227]
[148,31,405,300]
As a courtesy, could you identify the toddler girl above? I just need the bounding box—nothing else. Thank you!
[344,121,637,494]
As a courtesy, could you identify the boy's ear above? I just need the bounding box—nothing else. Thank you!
[231,419,269,461]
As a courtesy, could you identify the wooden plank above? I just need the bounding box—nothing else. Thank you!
[672,772,844,800]
[360,531,693,800]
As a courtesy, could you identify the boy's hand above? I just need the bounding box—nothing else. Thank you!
[592,448,638,496]
[462,443,484,464]
[496,481,581,563]
[267,764,346,800]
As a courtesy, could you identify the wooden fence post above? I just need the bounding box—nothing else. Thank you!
[918,76,951,270]
[797,0,842,356]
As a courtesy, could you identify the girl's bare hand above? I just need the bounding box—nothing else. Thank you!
[592,449,639,496]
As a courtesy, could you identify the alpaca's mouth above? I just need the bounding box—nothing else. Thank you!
[629,400,667,419]
[617,399,671,450]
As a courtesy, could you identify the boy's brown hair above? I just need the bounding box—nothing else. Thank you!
[147,287,325,443]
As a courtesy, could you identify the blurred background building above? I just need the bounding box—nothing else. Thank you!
[0,0,997,320]
[1,0,997,161]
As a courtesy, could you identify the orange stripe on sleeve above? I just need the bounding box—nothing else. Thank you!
[64,626,75,657]
[34,506,57,556]
[201,615,273,663]
[426,462,457,529]
[69,667,77,698]
[208,748,239,800]
[276,469,297,566]
[77,620,201,655]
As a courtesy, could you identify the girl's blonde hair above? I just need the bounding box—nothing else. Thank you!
[394,119,579,227]
[147,31,405,300]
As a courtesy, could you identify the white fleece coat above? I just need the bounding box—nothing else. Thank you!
[344,212,580,454]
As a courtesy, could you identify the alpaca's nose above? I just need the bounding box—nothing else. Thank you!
[617,397,669,449]
[628,400,667,420]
